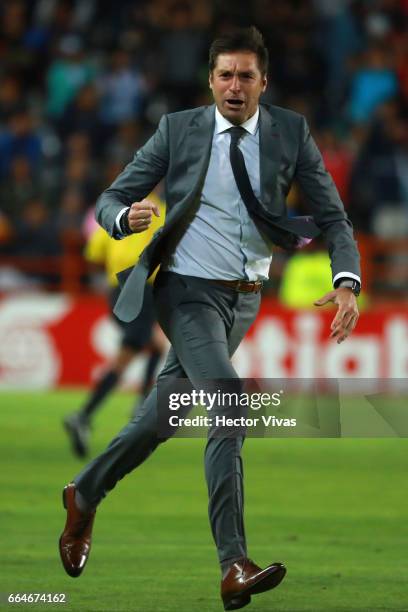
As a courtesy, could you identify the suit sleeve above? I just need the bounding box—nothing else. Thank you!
[295,116,361,284]
[95,115,169,238]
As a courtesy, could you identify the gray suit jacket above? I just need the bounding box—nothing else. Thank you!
[95,103,360,322]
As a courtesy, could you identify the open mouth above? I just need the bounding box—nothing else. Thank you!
[225,99,244,109]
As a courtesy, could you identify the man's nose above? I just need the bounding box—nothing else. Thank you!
[229,75,241,92]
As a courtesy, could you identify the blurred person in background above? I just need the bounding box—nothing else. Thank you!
[317,129,355,205]
[63,190,167,458]
[0,155,43,223]
[0,0,38,88]
[46,33,95,121]
[98,49,147,128]
[312,0,365,114]
[58,84,106,154]
[0,73,22,122]
[347,42,399,124]
[159,1,207,110]
[0,105,43,179]
[105,120,144,166]
[58,26,361,610]
[279,242,334,309]
[56,187,87,235]
[12,197,60,258]
[8,197,61,286]
[349,99,408,234]
[58,133,99,205]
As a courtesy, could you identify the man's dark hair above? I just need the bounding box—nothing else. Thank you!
[209,26,269,76]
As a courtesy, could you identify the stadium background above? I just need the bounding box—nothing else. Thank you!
[1,1,407,611]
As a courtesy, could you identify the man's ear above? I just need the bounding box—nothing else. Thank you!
[262,75,268,93]
[209,71,213,90]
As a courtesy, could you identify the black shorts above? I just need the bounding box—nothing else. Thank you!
[109,284,156,351]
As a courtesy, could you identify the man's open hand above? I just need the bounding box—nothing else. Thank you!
[128,199,160,233]
[314,288,359,344]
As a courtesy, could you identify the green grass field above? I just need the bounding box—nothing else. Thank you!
[1,390,407,612]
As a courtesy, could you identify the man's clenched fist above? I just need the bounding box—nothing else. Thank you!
[127,199,160,233]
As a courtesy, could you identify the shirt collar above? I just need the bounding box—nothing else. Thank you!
[215,106,259,136]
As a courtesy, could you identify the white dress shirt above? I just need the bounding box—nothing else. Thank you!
[163,106,272,280]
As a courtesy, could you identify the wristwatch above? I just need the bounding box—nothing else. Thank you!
[119,209,132,236]
[337,278,361,296]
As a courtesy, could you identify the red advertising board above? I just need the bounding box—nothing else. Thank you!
[0,293,407,388]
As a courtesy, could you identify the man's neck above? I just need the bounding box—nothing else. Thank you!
[215,106,259,135]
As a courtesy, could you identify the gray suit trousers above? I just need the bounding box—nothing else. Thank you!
[74,272,261,564]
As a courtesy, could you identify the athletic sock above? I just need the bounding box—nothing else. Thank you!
[79,370,119,422]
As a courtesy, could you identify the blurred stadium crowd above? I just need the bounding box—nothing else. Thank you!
[0,0,407,297]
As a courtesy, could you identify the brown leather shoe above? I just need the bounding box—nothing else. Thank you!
[59,483,95,577]
[221,558,286,610]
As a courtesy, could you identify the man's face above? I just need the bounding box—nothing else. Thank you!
[209,51,267,125]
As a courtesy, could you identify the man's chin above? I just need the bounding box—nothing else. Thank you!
[221,107,247,125]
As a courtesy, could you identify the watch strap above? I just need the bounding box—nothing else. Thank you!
[119,209,132,236]
[338,278,361,296]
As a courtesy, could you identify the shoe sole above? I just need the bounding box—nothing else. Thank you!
[223,594,251,610]
[222,566,286,610]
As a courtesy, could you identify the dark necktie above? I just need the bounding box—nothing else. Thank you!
[228,126,320,250]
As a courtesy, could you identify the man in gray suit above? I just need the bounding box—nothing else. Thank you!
[59,27,360,610]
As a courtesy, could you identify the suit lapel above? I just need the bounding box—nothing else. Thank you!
[181,105,283,208]
[259,105,281,208]
[141,106,215,274]
[184,105,215,194]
